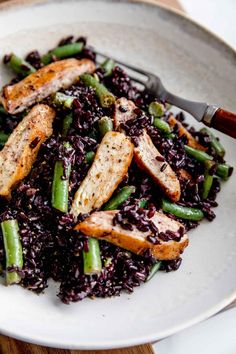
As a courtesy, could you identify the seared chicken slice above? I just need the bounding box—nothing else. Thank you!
[113,97,181,202]
[113,97,136,130]
[75,210,189,260]
[0,104,55,198]
[135,130,181,202]
[168,115,207,151]
[1,58,95,114]
[178,168,192,181]
[71,131,134,218]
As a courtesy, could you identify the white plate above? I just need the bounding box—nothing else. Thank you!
[0,0,236,350]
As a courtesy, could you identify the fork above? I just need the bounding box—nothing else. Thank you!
[96,51,236,139]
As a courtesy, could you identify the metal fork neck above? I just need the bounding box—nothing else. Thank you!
[202,105,219,126]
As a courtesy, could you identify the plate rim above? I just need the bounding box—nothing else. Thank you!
[0,291,235,349]
[0,0,235,349]
[0,0,236,57]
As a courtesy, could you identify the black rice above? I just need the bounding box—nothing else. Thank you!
[0,37,223,303]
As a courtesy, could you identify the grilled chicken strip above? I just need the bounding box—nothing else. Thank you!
[1,58,95,114]
[75,210,189,260]
[113,97,136,129]
[168,115,207,151]
[114,97,181,202]
[135,130,181,202]
[0,104,55,198]
[71,131,134,218]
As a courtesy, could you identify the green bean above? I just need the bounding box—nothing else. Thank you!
[149,101,172,135]
[83,238,102,275]
[165,133,175,139]
[138,199,148,209]
[85,151,95,165]
[162,199,204,221]
[98,116,113,137]
[184,145,233,179]
[153,118,172,134]
[41,54,53,65]
[101,58,115,76]
[52,92,74,109]
[95,185,135,273]
[148,101,165,117]
[216,163,233,180]
[93,73,100,82]
[1,219,23,285]
[6,53,36,77]
[200,128,225,157]
[0,131,9,146]
[80,74,115,107]
[184,145,213,163]
[202,160,216,199]
[51,143,72,213]
[103,186,136,211]
[62,113,73,138]
[41,42,84,65]
[83,151,102,275]
[146,261,162,282]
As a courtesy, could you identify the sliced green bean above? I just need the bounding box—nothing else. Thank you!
[83,238,102,275]
[101,184,136,275]
[41,42,84,65]
[51,143,72,213]
[98,116,113,137]
[162,199,204,221]
[146,261,162,282]
[80,74,115,108]
[83,138,102,275]
[216,163,233,180]
[52,92,74,109]
[0,131,9,146]
[200,127,225,157]
[6,53,36,77]
[93,73,100,82]
[101,58,115,76]
[1,219,23,285]
[202,160,216,199]
[148,102,165,117]
[103,186,136,211]
[184,145,233,179]
[153,118,172,134]
[85,151,95,165]
[62,113,73,138]
[184,145,213,163]
[165,133,175,139]
[138,199,148,209]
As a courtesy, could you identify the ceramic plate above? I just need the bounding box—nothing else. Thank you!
[0,0,236,350]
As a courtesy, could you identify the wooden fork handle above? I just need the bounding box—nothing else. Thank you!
[210,108,236,139]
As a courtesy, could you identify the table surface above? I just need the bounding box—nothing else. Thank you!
[180,0,236,48]
[0,0,234,353]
